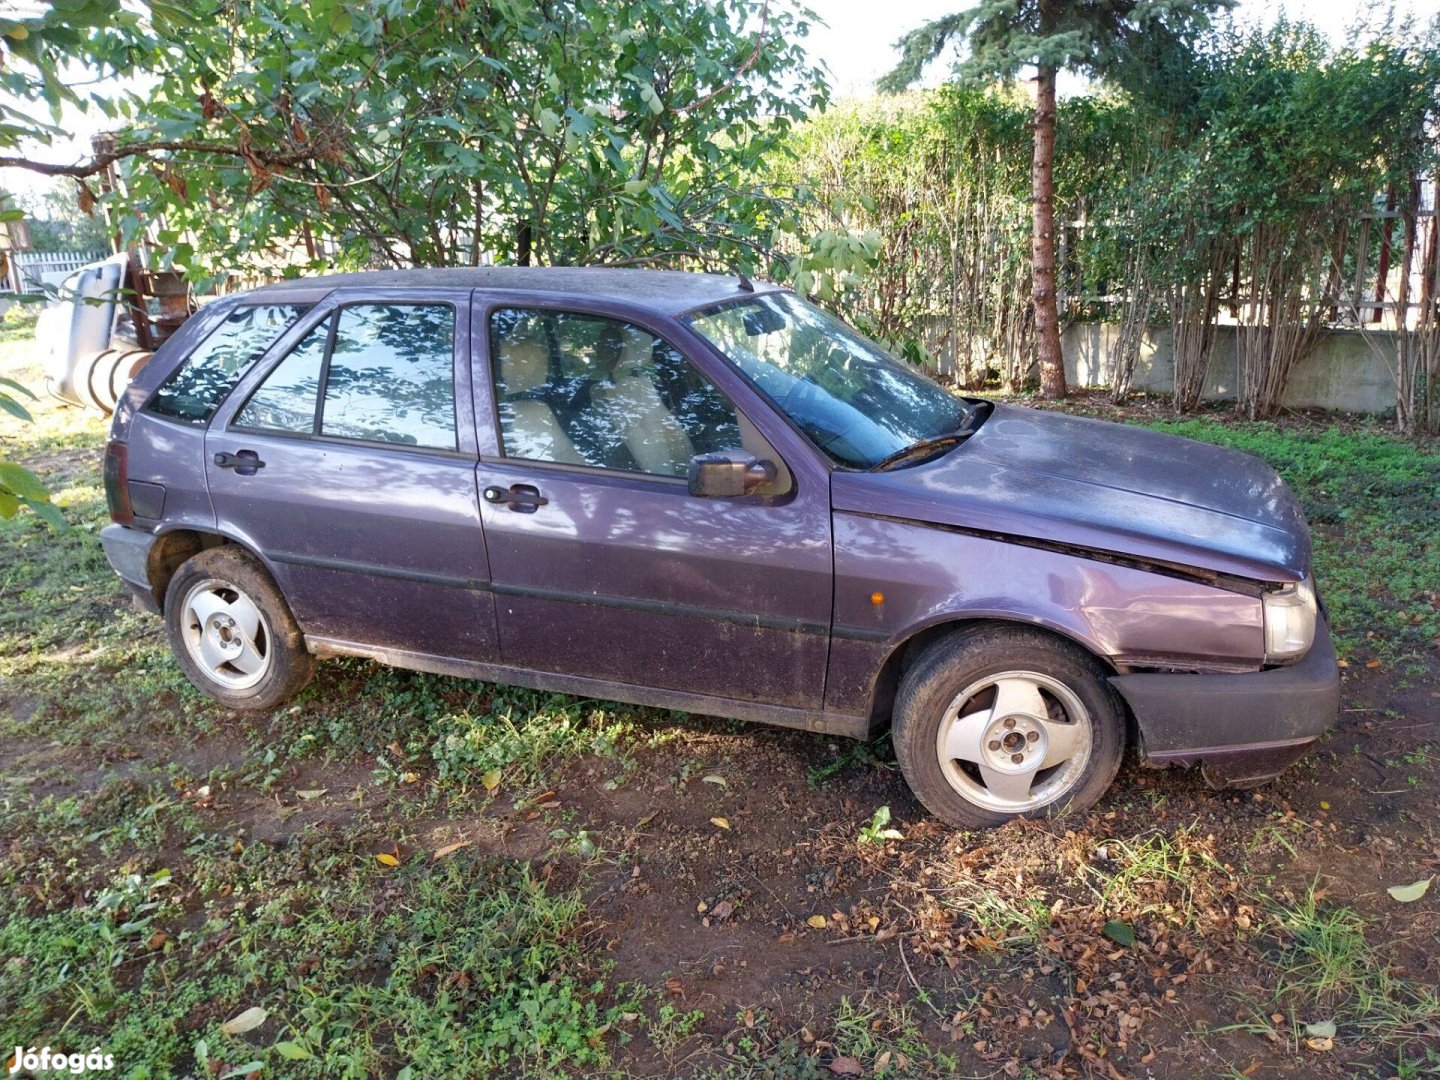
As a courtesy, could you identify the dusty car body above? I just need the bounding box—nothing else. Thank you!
[99,268,1339,827]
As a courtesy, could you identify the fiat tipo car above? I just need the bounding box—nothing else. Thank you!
[100,268,1338,827]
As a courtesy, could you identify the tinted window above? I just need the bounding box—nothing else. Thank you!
[320,304,456,449]
[490,307,741,478]
[147,304,307,423]
[687,293,971,468]
[233,317,329,433]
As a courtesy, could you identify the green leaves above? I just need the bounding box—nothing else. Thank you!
[0,461,47,501]
[1102,919,1136,947]
[0,373,58,526]
[43,0,830,280]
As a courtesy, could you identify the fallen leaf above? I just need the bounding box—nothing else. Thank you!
[1103,919,1135,947]
[1319,801,1330,811]
[432,841,471,861]
[807,914,828,929]
[710,900,734,920]
[1387,878,1432,903]
[828,1056,863,1076]
[375,853,400,867]
[401,772,420,784]
[295,789,326,800]
[387,741,404,758]
[874,1050,892,1073]
[148,930,169,950]
[220,1006,268,1035]
[1305,1036,1334,1052]
[1365,659,1382,669]
[664,977,684,996]
[481,769,501,795]
[866,916,880,931]
[702,774,727,787]
[1304,1020,1337,1038]
[710,817,730,830]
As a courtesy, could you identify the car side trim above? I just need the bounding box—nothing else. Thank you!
[270,550,843,639]
[487,581,830,637]
[304,634,872,739]
[268,549,488,591]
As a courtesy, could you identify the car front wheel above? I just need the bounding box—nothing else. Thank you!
[892,625,1125,829]
[164,546,315,712]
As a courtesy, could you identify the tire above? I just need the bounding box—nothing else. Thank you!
[892,625,1125,829]
[164,546,315,712]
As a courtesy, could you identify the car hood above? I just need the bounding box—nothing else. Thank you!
[830,404,1310,582]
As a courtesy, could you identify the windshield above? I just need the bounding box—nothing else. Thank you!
[686,293,973,469]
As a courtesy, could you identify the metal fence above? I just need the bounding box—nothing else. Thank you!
[4,250,107,296]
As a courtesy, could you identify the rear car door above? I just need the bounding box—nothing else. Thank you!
[205,290,499,661]
[472,297,833,711]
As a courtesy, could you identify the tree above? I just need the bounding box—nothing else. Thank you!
[2,1,835,284]
[878,0,1229,399]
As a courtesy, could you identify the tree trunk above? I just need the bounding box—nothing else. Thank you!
[1031,60,1066,400]
[516,220,533,266]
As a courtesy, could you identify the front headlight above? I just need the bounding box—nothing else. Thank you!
[1263,577,1317,663]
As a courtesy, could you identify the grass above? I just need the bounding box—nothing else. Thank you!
[1263,884,1440,1045]
[0,336,663,1076]
[0,777,623,1077]
[4,333,1439,1078]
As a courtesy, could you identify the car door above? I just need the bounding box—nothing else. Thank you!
[205,290,499,662]
[472,297,833,711]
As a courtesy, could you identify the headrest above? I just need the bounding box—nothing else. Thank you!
[614,326,654,377]
[498,333,551,395]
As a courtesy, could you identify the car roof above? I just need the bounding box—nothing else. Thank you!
[243,266,782,316]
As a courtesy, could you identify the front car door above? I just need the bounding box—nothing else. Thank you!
[205,289,499,662]
[472,296,833,711]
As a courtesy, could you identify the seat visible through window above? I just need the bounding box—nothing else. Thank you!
[489,308,740,478]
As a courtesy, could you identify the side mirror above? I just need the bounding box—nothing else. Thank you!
[687,450,777,498]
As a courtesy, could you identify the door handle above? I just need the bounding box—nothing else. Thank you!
[483,484,548,512]
[214,449,266,476]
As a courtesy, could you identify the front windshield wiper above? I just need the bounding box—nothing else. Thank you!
[868,431,970,472]
[868,406,986,472]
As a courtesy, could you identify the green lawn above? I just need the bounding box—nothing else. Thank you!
[2,336,1437,1079]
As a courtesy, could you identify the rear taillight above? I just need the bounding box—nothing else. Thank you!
[104,439,133,525]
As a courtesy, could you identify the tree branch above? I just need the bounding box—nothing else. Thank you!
[0,138,316,179]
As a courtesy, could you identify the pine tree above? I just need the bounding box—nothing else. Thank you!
[880,0,1229,400]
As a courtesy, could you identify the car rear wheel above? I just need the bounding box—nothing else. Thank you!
[892,625,1125,829]
[165,546,315,712]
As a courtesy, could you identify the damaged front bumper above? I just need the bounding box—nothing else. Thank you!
[1111,616,1341,788]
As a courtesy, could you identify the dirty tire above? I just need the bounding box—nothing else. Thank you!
[892,625,1125,829]
[164,545,315,712]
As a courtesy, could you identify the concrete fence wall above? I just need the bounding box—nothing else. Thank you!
[1062,322,1400,415]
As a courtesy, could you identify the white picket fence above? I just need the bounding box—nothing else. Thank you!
[5,250,107,297]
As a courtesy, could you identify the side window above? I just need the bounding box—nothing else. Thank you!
[320,304,456,449]
[232,304,457,451]
[233,317,329,433]
[147,304,307,423]
[489,308,742,478]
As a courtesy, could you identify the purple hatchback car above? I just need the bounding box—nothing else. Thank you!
[100,268,1338,828]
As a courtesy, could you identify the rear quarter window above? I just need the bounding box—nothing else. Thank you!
[146,304,308,423]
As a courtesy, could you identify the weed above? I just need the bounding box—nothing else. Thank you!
[1264,884,1440,1045]
[858,804,905,846]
